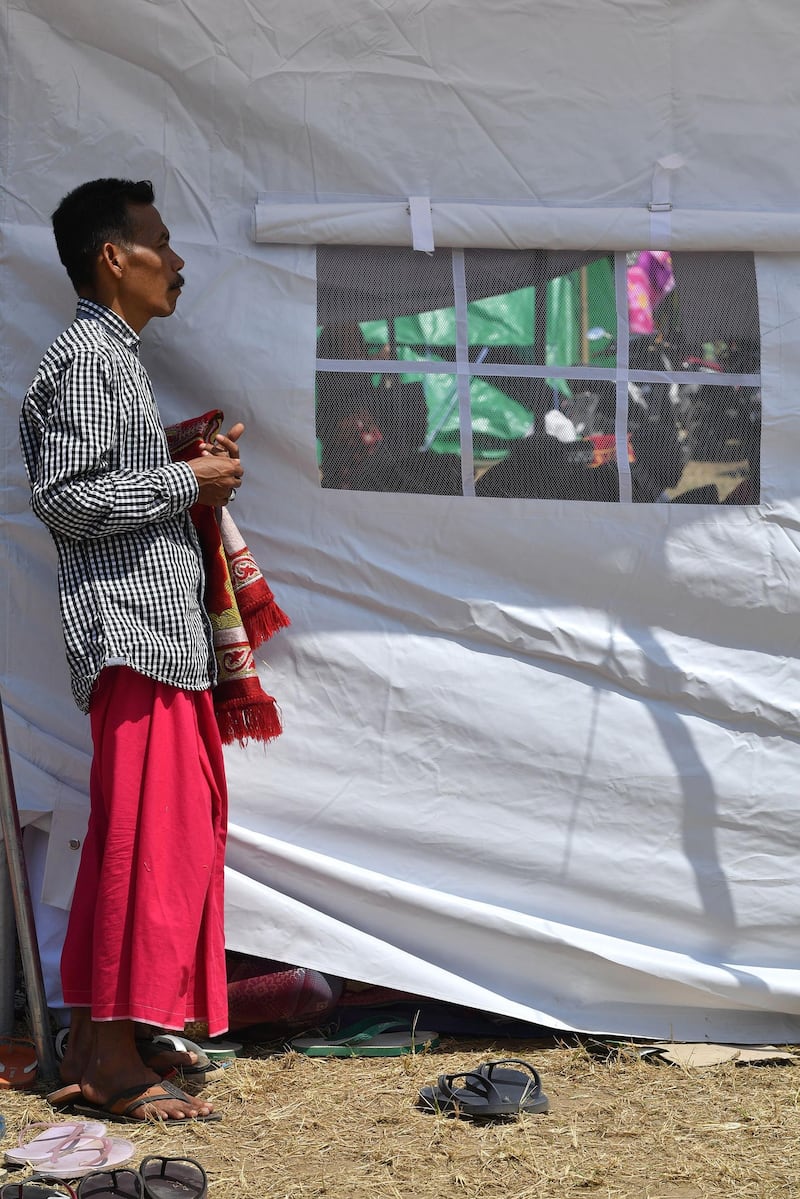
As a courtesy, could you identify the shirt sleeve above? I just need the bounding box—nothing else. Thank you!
[28,346,200,541]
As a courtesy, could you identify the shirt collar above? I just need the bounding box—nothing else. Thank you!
[76,297,141,354]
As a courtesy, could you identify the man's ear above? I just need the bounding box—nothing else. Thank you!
[99,240,124,278]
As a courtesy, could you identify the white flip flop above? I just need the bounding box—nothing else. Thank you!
[5,1121,135,1179]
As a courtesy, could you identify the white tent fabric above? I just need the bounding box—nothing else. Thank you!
[3,0,800,1042]
[253,199,800,252]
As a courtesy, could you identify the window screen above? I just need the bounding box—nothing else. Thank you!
[315,248,760,504]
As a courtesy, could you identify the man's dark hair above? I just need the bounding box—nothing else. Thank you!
[51,178,155,292]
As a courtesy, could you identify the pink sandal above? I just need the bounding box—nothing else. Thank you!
[4,1122,134,1179]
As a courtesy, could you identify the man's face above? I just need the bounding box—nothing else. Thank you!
[116,203,185,330]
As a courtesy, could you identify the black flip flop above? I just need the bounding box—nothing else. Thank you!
[77,1169,143,1198]
[418,1060,549,1118]
[139,1157,207,1199]
[0,1179,78,1199]
[475,1057,550,1111]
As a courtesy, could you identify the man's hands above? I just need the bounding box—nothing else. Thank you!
[189,422,245,506]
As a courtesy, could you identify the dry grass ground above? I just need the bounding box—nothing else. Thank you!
[1,1035,799,1198]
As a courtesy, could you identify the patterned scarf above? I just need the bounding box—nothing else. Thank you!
[165,410,290,746]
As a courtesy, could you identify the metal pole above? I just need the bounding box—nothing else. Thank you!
[0,850,14,1034]
[0,691,58,1081]
[530,251,550,435]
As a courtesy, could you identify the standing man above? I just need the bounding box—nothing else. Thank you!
[20,178,243,1122]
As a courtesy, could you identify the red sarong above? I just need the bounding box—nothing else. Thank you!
[61,666,229,1036]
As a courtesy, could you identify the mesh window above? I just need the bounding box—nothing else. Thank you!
[463,250,618,367]
[627,251,760,503]
[316,247,760,503]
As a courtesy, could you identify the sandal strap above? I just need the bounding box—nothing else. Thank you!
[14,1122,111,1166]
[106,1078,192,1117]
[480,1058,542,1090]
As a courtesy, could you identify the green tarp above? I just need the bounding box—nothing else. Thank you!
[357,258,616,455]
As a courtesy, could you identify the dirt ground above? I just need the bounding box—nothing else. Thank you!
[666,458,749,503]
[1,1034,799,1198]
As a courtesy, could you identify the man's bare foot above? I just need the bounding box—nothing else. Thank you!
[79,1073,216,1121]
[133,1024,209,1075]
[60,1012,204,1086]
[58,1007,92,1085]
[136,1041,201,1076]
[74,1018,216,1120]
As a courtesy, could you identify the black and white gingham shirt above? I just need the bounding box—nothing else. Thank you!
[20,298,216,713]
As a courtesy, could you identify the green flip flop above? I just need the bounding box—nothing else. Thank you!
[289,1016,439,1057]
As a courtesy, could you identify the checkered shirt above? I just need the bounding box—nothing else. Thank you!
[20,298,216,712]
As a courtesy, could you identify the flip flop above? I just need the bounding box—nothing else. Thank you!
[289,1016,439,1057]
[140,1156,207,1199]
[0,1178,78,1198]
[418,1060,549,1119]
[46,1086,84,1112]
[54,1033,220,1089]
[5,1122,134,1179]
[195,1041,240,1063]
[476,1057,550,1107]
[67,1080,221,1125]
[6,1121,106,1163]
[77,1169,143,1198]
[54,1029,70,1063]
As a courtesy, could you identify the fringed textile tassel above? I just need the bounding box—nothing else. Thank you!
[165,408,289,748]
[218,507,291,648]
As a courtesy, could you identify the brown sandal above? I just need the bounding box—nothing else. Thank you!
[66,1079,221,1124]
